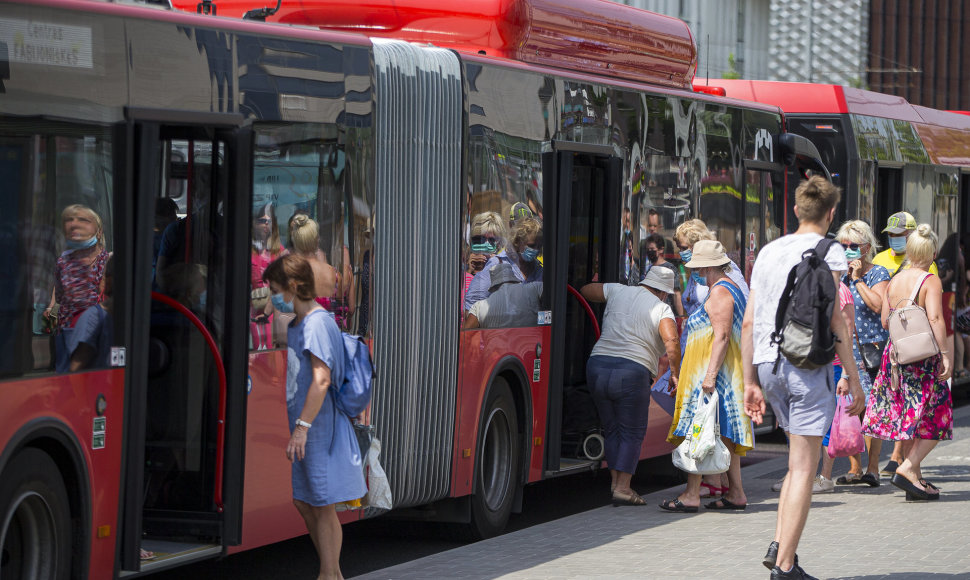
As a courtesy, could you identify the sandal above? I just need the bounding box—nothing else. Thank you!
[704,497,747,510]
[140,548,156,561]
[699,482,722,498]
[836,472,864,485]
[658,498,698,513]
[860,472,880,487]
[920,479,941,493]
[611,491,646,506]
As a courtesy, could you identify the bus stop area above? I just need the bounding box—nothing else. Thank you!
[353,405,970,580]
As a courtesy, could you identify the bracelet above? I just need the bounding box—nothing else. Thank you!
[295,419,312,429]
[940,350,950,354]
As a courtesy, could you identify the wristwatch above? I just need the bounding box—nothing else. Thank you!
[295,419,312,429]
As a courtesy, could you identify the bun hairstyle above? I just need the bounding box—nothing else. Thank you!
[289,213,320,255]
[906,223,938,266]
[794,176,841,223]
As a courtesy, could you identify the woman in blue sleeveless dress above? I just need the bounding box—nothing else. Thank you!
[264,255,366,579]
[660,240,753,512]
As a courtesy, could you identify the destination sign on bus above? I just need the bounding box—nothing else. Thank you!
[0,18,93,69]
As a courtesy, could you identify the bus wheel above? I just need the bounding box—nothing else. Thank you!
[0,448,72,580]
[469,378,519,540]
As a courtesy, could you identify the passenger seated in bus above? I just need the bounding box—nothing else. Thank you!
[464,216,543,311]
[464,211,508,306]
[68,257,114,372]
[44,204,110,373]
[463,263,542,329]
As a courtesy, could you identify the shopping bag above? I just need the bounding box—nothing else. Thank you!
[362,434,393,511]
[672,392,730,475]
[687,391,718,459]
[827,395,866,458]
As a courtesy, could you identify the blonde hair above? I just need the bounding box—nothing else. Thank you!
[61,204,104,245]
[794,176,841,223]
[511,216,542,249]
[289,213,320,255]
[906,223,938,267]
[836,220,880,262]
[471,211,508,249]
[674,219,715,248]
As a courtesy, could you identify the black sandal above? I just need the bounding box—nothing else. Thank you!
[658,498,698,513]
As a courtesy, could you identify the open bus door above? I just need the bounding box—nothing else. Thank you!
[118,112,250,574]
[543,143,622,476]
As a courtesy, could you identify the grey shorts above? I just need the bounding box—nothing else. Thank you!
[757,359,836,437]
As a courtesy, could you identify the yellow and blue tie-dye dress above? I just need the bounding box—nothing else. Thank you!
[667,280,753,456]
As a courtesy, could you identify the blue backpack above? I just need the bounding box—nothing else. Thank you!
[334,333,374,417]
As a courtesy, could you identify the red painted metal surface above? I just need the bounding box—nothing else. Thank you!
[169,0,697,89]
[151,292,227,513]
[0,369,126,578]
[454,327,549,492]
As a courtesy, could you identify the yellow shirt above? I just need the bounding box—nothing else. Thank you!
[871,248,938,276]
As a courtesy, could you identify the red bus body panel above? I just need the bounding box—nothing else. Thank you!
[169,0,697,89]
[0,369,125,578]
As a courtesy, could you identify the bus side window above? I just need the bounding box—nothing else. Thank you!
[0,125,114,377]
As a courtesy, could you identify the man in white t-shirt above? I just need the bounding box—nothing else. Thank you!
[742,176,865,580]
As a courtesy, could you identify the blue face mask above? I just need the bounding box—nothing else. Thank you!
[679,249,692,263]
[889,236,907,253]
[272,292,294,313]
[521,247,539,263]
[691,271,707,286]
[844,248,862,260]
[66,236,98,251]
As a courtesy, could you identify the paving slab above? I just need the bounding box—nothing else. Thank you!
[354,406,970,580]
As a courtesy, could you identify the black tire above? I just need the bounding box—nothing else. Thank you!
[0,448,72,580]
[469,378,519,540]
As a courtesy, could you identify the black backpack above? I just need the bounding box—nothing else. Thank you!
[770,238,839,372]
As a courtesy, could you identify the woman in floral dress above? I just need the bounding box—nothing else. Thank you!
[863,224,952,501]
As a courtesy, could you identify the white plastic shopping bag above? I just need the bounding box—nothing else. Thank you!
[688,391,718,459]
[672,391,730,475]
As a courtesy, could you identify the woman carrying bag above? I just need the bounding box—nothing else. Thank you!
[660,240,753,513]
[863,224,953,501]
[835,220,890,487]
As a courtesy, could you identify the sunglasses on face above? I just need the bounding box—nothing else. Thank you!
[471,235,498,245]
[840,242,864,251]
[255,218,272,225]
[526,242,542,250]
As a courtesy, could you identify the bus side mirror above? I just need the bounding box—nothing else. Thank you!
[778,133,831,181]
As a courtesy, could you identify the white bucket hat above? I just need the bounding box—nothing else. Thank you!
[684,239,730,269]
[639,267,675,294]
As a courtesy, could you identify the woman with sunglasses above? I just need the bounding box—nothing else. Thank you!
[835,219,890,487]
[464,212,508,307]
[464,216,542,311]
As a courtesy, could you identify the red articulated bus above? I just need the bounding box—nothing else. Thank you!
[0,1,826,577]
[697,79,970,383]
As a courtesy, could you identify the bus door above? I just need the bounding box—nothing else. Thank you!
[874,165,903,232]
[119,114,251,572]
[543,145,622,475]
[741,162,784,280]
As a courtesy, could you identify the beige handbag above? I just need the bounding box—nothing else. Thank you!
[887,272,939,365]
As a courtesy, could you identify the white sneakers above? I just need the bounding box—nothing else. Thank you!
[812,475,834,494]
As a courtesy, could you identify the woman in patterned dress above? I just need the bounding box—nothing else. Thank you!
[864,224,952,501]
[836,220,890,486]
[660,240,753,512]
[45,205,110,373]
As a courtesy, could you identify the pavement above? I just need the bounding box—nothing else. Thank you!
[353,405,970,580]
